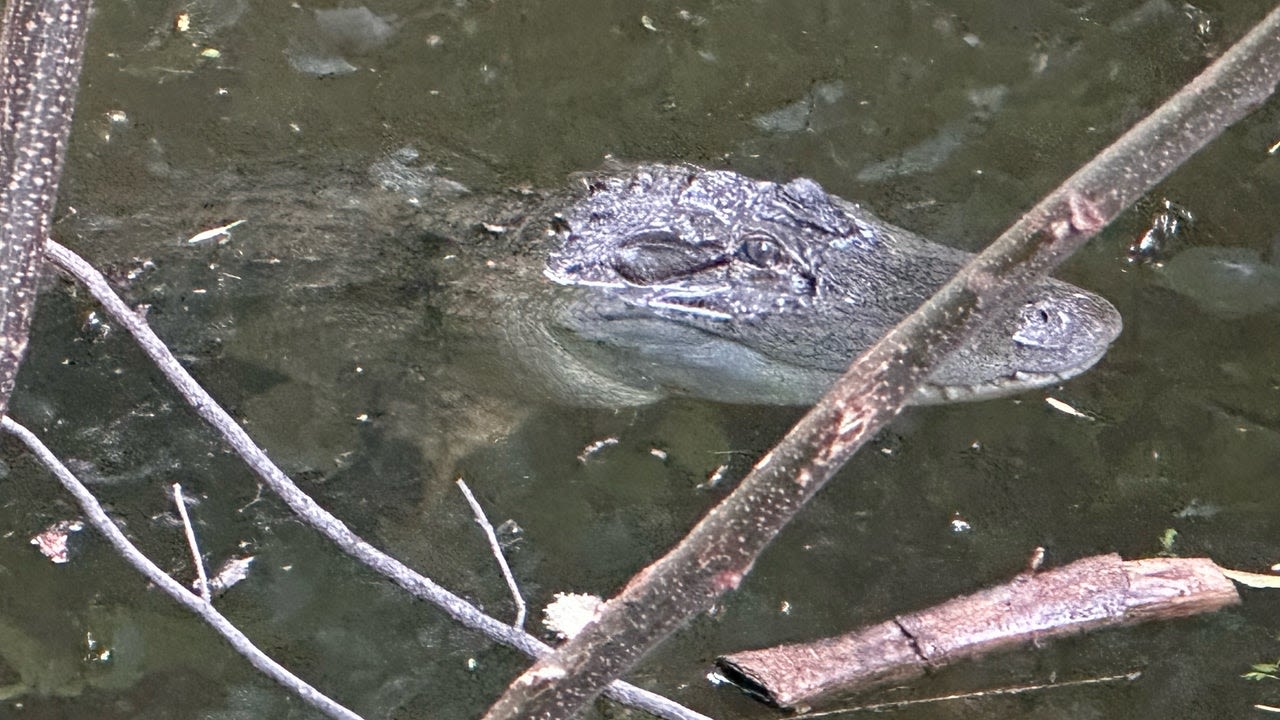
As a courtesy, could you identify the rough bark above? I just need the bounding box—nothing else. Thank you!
[717,554,1241,708]
[0,0,92,415]
[481,7,1280,719]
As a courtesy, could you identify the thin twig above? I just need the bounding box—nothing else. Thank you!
[172,482,211,602]
[1,416,363,720]
[43,239,711,720]
[457,478,527,628]
[793,670,1143,717]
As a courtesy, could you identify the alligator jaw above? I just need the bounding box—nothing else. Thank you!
[914,345,1112,405]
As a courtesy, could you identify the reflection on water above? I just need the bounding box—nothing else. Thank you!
[3,0,1278,717]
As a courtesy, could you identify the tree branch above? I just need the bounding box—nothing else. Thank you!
[2,416,365,720]
[0,0,91,414]
[173,482,212,602]
[43,239,712,720]
[458,478,528,629]
[481,6,1280,719]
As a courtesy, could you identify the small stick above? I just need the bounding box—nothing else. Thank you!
[172,483,211,602]
[457,478,526,629]
[2,416,363,720]
[794,670,1142,717]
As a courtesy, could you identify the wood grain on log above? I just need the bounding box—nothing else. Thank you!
[717,554,1240,708]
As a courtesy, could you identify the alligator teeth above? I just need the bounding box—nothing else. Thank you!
[646,299,732,320]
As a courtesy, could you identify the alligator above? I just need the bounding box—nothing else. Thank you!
[54,154,1121,482]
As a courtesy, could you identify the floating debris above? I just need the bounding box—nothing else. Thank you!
[207,555,255,594]
[700,463,730,489]
[31,519,84,564]
[1128,199,1192,264]
[543,592,604,639]
[1045,396,1093,420]
[185,219,245,245]
[577,436,619,463]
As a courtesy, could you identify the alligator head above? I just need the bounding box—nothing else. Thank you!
[543,164,1121,405]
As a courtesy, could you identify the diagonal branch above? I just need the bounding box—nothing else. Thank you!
[43,239,712,720]
[481,6,1280,719]
[2,416,365,720]
[0,0,91,415]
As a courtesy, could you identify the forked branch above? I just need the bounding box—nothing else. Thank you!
[2,417,365,720]
[44,239,714,720]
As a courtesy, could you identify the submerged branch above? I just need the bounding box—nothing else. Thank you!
[2,417,364,720]
[458,478,528,629]
[482,7,1280,719]
[173,482,212,602]
[43,240,712,720]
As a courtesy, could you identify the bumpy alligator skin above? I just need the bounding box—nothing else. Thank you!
[542,164,1122,405]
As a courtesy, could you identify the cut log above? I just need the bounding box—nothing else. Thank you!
[717,554,1240,708]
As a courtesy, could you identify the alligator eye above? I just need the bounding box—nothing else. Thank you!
[612,230,724,284]
[736,235,784,268]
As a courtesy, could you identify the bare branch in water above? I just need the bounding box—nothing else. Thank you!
[2,417,365,720]
[43,239,713,720]
[173,483,212,602]
[458,478,528,629]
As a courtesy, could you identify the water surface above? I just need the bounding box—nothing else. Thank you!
[3,1,1279,718]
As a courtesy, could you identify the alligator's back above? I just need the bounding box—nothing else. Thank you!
[59,156,1121,418]
[51,156,1120,503]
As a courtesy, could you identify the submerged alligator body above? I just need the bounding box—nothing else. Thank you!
[55,154,1122,492]
[68,156,1121,413]
[534,164,1122,406]
[64,155,1122,416]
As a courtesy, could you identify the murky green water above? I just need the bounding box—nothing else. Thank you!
[1,1,1278,718]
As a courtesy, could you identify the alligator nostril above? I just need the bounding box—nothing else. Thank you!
[1014,302,1068,348]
